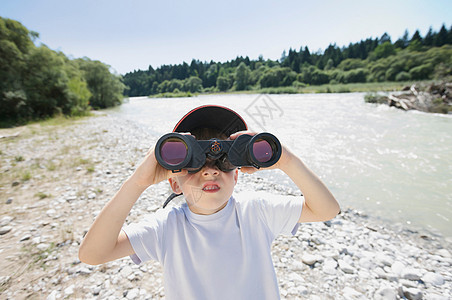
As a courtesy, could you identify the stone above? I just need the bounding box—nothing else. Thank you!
[0,226,13,235]
[126,288,140,299]
[437,249,450,258]
[374,286,397,300]
[338,259,355,274]
[421,272,444,286]
[0,216,14,226]
[402,287,423,300]
[322,258,337,275]
[6,197,13,204]
[342,287,365,299]
[64,284,75,296]
[391,261,405,276]
[46,290,58,300]
[301,254,321,265]
[20,234,31,242]
[401,268,423,281]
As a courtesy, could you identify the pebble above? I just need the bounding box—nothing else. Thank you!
[1,113,451,300]
[402,268,424,281]
[421,272,444,286]
[301,253,322,265]
[0,226,12,235]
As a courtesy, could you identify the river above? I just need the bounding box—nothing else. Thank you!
[109,93,452,238]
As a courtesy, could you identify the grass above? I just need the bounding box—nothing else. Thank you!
[155,80,429,98]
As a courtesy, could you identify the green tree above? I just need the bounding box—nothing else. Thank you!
[0,18,36,118]
[216,76,231,92]
[372,41,396,59]
[76,58,125,109]
[235,62,250,90]
[184,76,202,93]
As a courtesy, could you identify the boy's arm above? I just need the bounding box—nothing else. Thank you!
[231,132,340,223]
[277,146,340,223]
[78,148,187,265]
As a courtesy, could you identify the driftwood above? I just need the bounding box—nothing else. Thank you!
[386,82,451,113]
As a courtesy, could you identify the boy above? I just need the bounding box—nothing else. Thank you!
[79,105,340,299]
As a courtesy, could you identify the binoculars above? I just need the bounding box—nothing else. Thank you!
[155,132,282,173]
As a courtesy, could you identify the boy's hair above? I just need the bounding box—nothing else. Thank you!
[190,127,229,140]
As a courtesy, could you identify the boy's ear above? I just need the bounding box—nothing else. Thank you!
[168,178,182,193]
[233,169,238,185]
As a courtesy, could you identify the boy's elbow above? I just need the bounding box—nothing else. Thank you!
[78,246,104,266]
[325,202,341,221]
[317,202,340,222]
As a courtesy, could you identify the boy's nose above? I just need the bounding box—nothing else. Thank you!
[201,165,219,177]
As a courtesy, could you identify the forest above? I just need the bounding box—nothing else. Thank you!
[0,17,125,126]
[123,25,452,97]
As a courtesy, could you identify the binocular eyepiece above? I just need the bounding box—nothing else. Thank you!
[155,132,282,173]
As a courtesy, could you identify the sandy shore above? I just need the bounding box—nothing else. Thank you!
[0,113,451,299]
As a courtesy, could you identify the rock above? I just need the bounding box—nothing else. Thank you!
[20,234,31,242]
[375,253,394,267]
[421,272,444,286]
[424,293,449,300]
[401,268,424,281]
[338,259,355,274]
[64,284,75,296]
[0,226,13,235]
[322,258,337,275]
[126,288,140,299]
[37,243,49,251]
[0,216,14,226]
[437,249,450,258]
[391,261,405,276]
[46,209,56,217]
[6,197,13,204]
[342,287,365,299]
[402,287,423,300]
[301,254,321,265]
[46,290,59,300]
[358,257,374,270]
[12,181,20,187]
[374,286,397,300]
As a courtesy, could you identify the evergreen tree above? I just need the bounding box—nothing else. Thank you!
[435,24,448,46]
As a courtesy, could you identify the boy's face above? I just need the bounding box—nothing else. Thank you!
[169,160,238,215]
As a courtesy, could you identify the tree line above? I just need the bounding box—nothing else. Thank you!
[1,17,125,126]
[123,25,452,96]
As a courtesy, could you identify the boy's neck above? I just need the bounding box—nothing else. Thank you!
[187,200,229,215]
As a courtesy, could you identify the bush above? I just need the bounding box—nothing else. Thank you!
[409,64,433,80]
[395,71,411,81]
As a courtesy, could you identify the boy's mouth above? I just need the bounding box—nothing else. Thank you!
[202,183,220,192]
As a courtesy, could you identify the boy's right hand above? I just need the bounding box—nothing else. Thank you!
[128,147,188,189]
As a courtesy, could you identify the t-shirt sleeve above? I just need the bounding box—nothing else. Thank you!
[255,193,303,238]
[122,211,166,265]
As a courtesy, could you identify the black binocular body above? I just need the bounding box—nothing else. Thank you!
[155,132,282,173]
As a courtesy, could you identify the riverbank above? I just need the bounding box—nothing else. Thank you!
[147,81,423,99]
[0,114,450,299]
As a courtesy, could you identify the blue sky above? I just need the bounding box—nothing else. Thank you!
[1,0,451,74]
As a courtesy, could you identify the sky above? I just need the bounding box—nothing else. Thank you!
[1,0,451,75]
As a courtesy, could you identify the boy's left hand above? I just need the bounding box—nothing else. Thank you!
[229,131,291,174]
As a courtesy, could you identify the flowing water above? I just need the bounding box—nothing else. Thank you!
[109,93,452,238]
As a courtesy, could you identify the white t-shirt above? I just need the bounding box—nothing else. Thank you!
[123,191,303,300]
